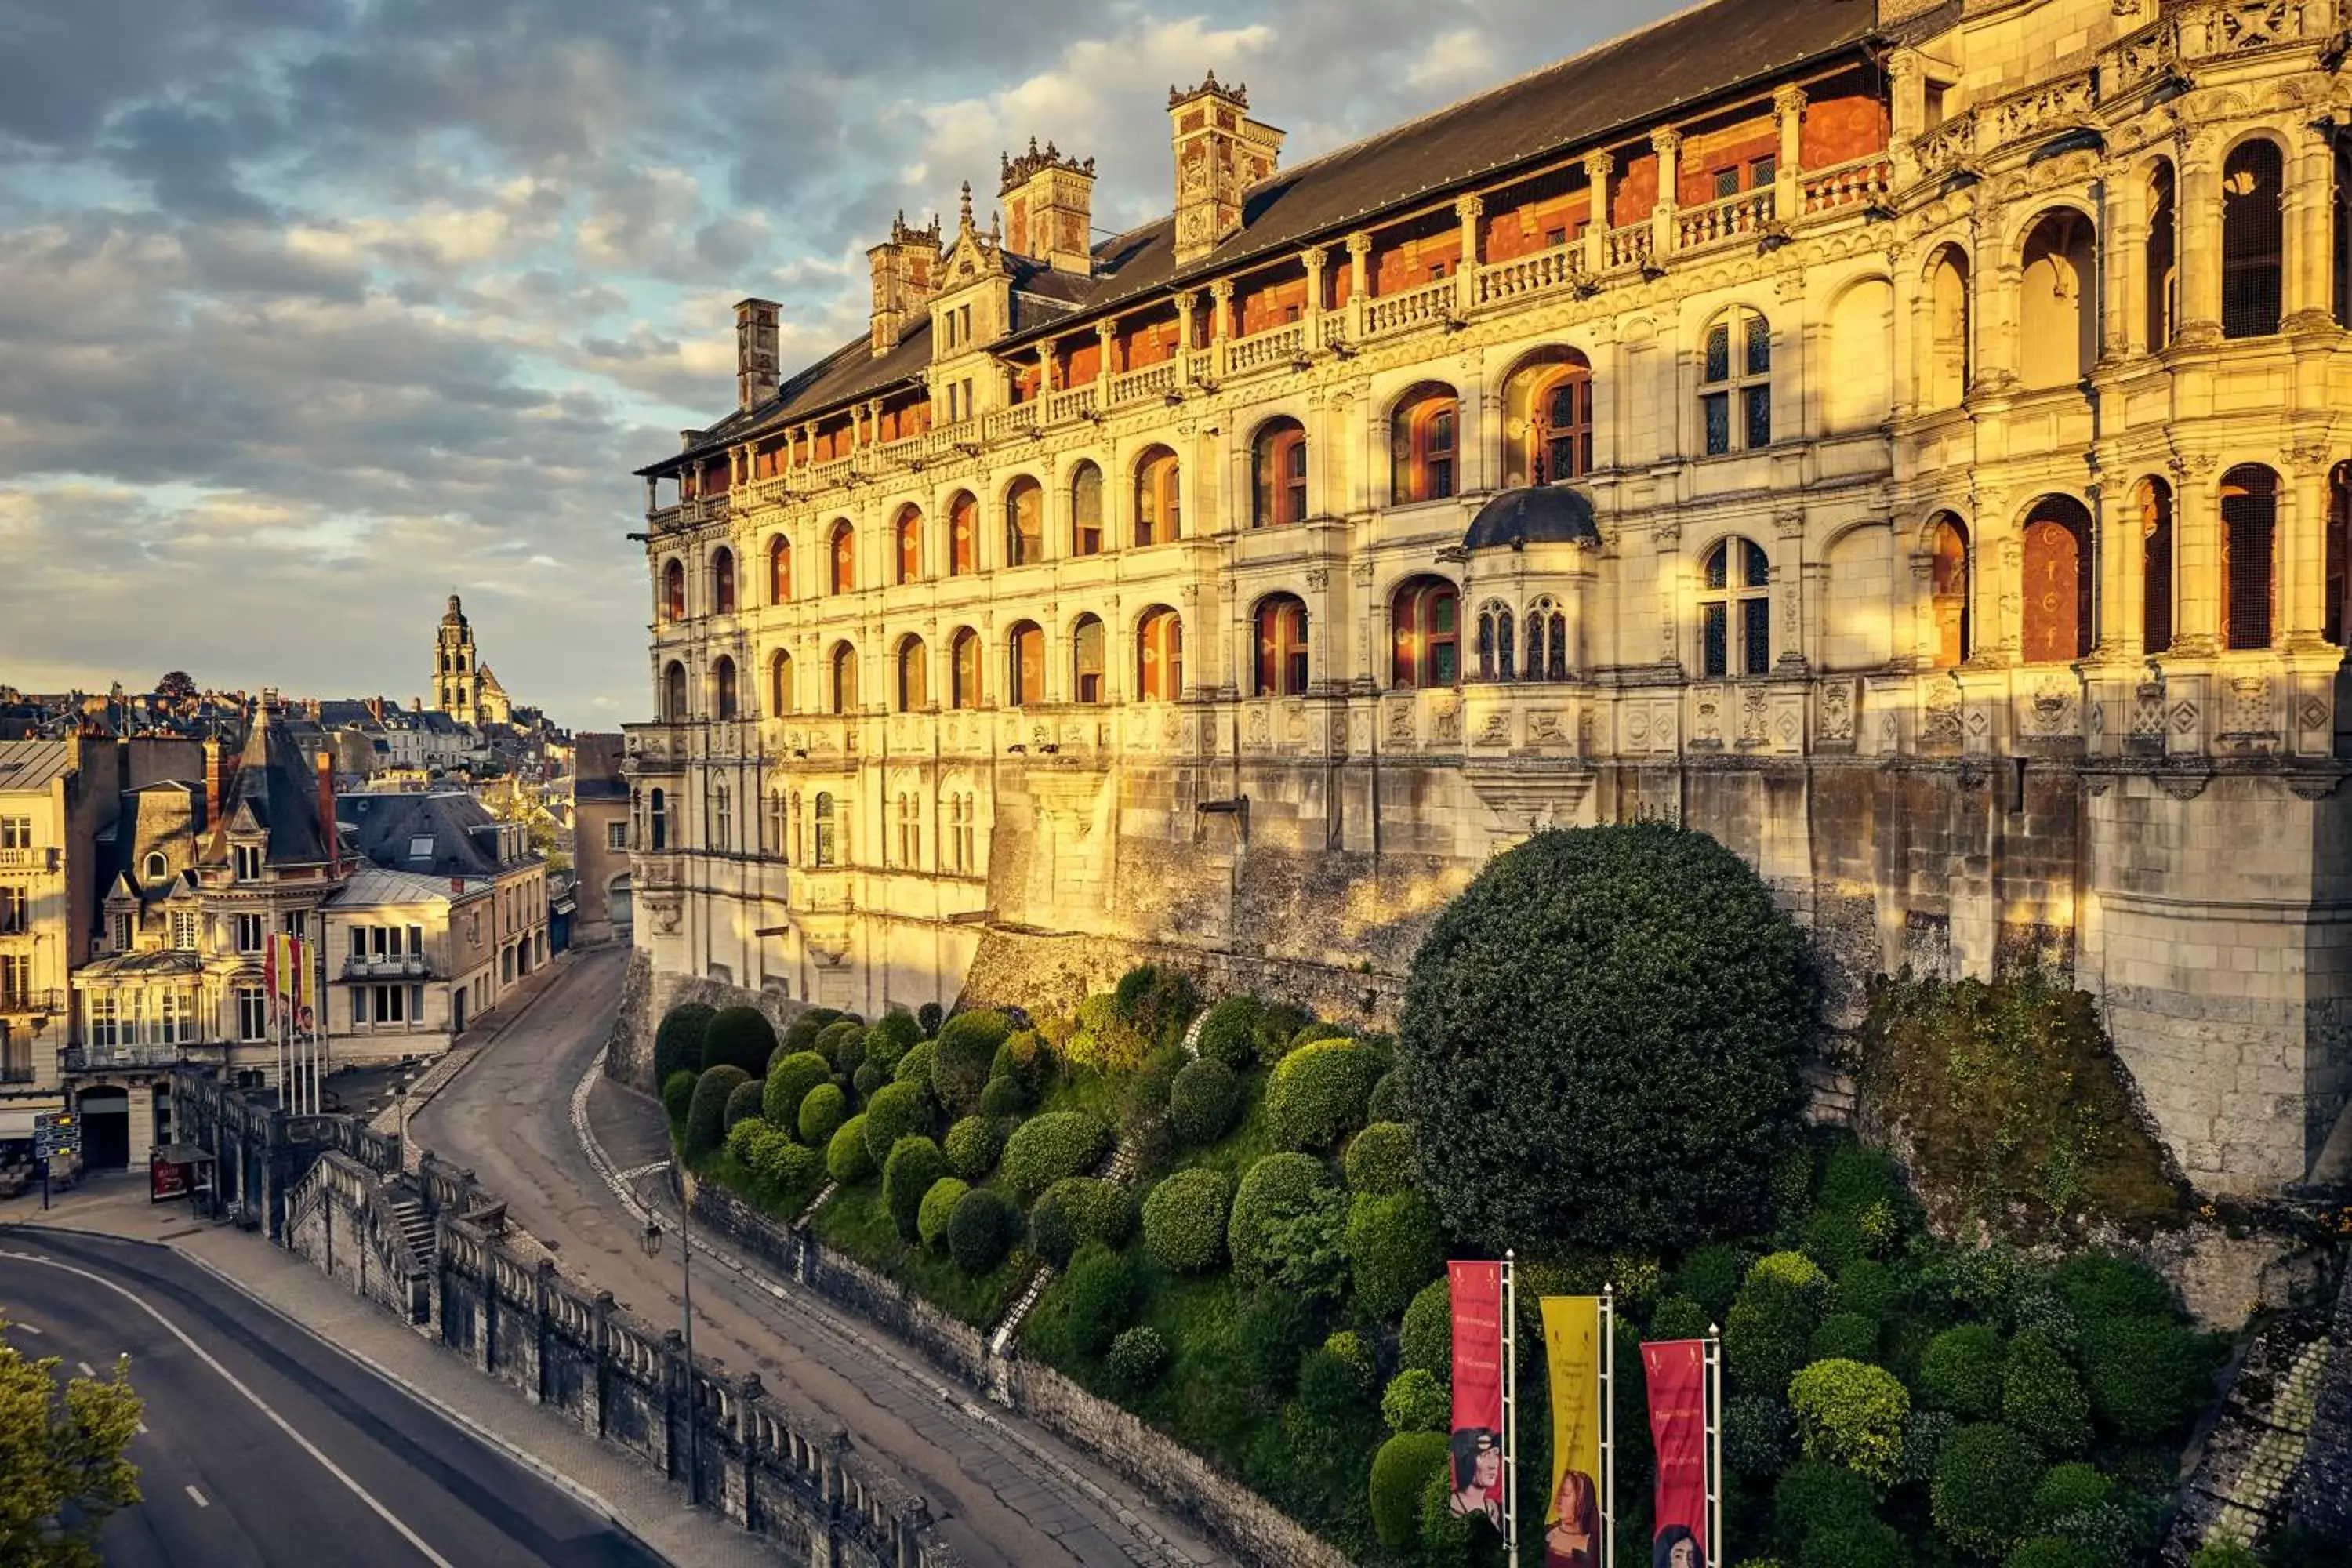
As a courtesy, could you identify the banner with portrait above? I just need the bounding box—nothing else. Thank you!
[1539,1296,1604,1568]
[1642,1339,1709,1568]
[1446,1261,1506,1530]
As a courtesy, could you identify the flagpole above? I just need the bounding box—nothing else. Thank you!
[1502,1250,1518,1565]
[1601,1283,1616,1568]
[1707,1325,1724,1565]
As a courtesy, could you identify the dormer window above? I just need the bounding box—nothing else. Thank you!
[408,835,435,861]
[111,912,132,951]
[233,843,263,880]
[143,851,169,884]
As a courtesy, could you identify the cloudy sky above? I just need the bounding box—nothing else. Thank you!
[0,0,1686,726]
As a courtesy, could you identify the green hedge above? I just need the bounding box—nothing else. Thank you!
[702,1006,777,1076]
[917,1176,968,1250]
[1168,1058,1241,1145]
[661,1069,697,1130]
[798,1082,848,1145]
[1194,996,1261,1070]
[944,1116,1004,1179]
[655,1003,716,1085]
[1104,1325,1171,1395]
[978,1075,1030,1118]
[1381,1368,1450,1435]
[946,1186,1016,1273]
[893,1039,936,1089]
[827,1115,875,1182]
[882,1136,948,1240]
[1059,1240,1137,1356]
[1000,1112,1112,1204]
[1772,1457,1879,1552]
[1141,1167,1231,1274]
[685,1065,748,1159]
[1920,1323,2009,1419]
[862,1081,933,1168]
[763,1051,831,1127]
[1728,1270,1826,1396]
[931,1009,1014,1116]
[1348,1192,1444,1320]
[1370,1431,1451,1553]
[1029,1176,1134,1269]
[1809,1312,1882,1365]
[1930,1422,2046,1557]
[1228,1152,1334,1283]
[2002,1330,2091,1454]
[916,1000,944,1037]
[1344,1121,1415,1196]
[723,1078,765,1132]
[1265,1039,1378,1151]
[1400,1277,1450,1377]
[1789,1358,1909,1485]
[2080,1314,2213,1442]
[2053,1254,2174,1323]
[815,1019,866,1069]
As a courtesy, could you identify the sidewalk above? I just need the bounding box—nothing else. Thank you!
[1,1173,778,1568]
[366,949,581,1145]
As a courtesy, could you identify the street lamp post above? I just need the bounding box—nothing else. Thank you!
[641,1200,699,1504]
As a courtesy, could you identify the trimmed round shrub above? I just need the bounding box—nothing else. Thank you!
[1753,1250,1831,1294]
[1381,1367,1450,1434]
[702,1006,778,1076]
[1370,1430,1451,1553]
[727,1116,771,1165]
[1265,1039,1377,1151]
[753,1135,821,1192]
[1366,1069,1403,1123]
[1810,1312,1882,1366]
[1237,1288,1320,1392]
[815,1018,865,1068]
[931,1009,1014,1116]
[852,1060,888,1100]
[1801,1520,1911,1568]
[916,1000,944,1037]
[946,1186,1016,1273]
[2080,1314,2212,1441]
[1058,1241,1136,1357]
[781,1006,839,1053]
[917,1176,968,1249]
[1228,1152,1334,1283]
[1141,1167,1231,1274]
[1344,1120,1415,1196]
[1290,1021,1352,1054]
[1789,1358,1909,1485]
[1251,1003,1310,1062]
[1773,1457,1879,1549]
[797,1082,848,1145]
[1921,1323,2009,1418]
[685,1065,748,1159]
[1835,1258,1899,1320]
[989,1029,1049,1094]
[1650,1294,1711,1344]
[862,1080,932,1168]
[1028,1176,1135,1269]
[892,1037,937,1089]
[1348,1191,1445,1320]
[999,1111,1112,1204]
[2031,1461,2114,1526]
[1725,1393,1796,1477]
[826,1115,876,1183]
[655,1003,717,1085]
[1104,1325,1171,1395]
[1675,1242,1749,1322]
[723,1077,765,1132]
[1728,1270,1826,1396]
[1298,1345,1371,1423]
[1113,964,1199,1055]
[2005,1538,2078,1568]
[1126,1050,1184,1119]
[1931,1422,2046,1557]
[1399,1276,1450,1376]
[2053,1253,2174,1324]
[1194,996,1261,1069]
[1168,1058,1242,1146]
[763,1050,832,1127]
[865,1007,922,1062]
[2003,1330,2091,1454]
[661,1069,698,1129]
[978,1074,1029,1118]
[1417,1463,1477,1567]
[943,1116,1004,1179]
[1398,823,1811,1254]
[882,1136,948,1240]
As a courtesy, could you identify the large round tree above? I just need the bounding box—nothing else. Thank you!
[1397,822,1813,1255]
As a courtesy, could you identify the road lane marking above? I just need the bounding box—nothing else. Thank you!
[14,1321,40,1334]
[1,1250,456,1568]
[137,1421,149,1435]
[78,1360,96,1377]
[185,1485,209,1508]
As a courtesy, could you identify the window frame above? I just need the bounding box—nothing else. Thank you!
[1071,615,1107,704]
[1136,608,1184,702]
[768,535,792,603]
[1698,307,1773,457]
[1134,448,1181,546]
[1698,537,1773,677]
[1390,387,1461,504]
[1253,595,1312,696]
[1070,463,1105,556]
[1252,419,1308,528]
[1390,576,1461,689]
[828,519,856,594]
[895,507,923,583]
[1004,477,1045,567]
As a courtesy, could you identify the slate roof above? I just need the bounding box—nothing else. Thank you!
[644,0,1876,477]
[0,739,77,794]
[78,949,204,978]
[1464,486,1603,550]
[331,865,475,908]
[209,716,333,868]
[339,790,521,880]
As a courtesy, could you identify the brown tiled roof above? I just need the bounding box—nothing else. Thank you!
[643,0,1877,478]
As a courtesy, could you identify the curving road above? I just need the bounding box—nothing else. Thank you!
[408,946,1225,1568]
[0,1229,657,1568]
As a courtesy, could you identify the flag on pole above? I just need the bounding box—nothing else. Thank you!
[1540,1296,1606,1568]
[1446,1261,1508,1531]
[1642,1339,1711,1568]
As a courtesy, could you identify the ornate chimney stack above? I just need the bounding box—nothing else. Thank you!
[866,211,943,357]
[733,298,780,411]
[1168,71,1285,265]
[1000,137,1097,275]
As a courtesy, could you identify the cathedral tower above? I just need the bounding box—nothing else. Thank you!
[433,594,481,725]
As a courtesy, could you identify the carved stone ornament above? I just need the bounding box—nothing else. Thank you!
[1432,700,1463,744]
[1476,711,1511,746]
[1819,680,1856,742]
[2155,770,2212,800]
[1305,567,1330,591]
[1737,686,1771,746]
[1246,707,1270,747]
[2286,772,2347,800]
[1923,683,1965,745]
[1529,710,1566,745]
[1386,700,1416,744]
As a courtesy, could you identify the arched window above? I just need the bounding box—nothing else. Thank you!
[948,492,978,575]
[2328,464,2352,645]
[2020,210,2096,387]
[1137,608,1183,700]
[143,851,169,884]
[1072,615,1106,703]
[2147,161,2178,349]
[1475,602,1516,681]
[1502,353,1592,488]
[662,660,688,721]
[1525,597,1569,681]
[768,535,792,603]
[662,558,686,622]
[2221,465,2278,649]
[1700,308,1772,456]
[1925,247,1971,408]
[767,793,788,861]
[1071,463,1105,555]
[1929,515,1971,669]
[712,655,739,720]
[1390,385,1460,503]
[1700,537,1772,677]
[1252,419,1308,527]
[1254,595,1310,695]
[895,506,923,583]
[897,637,928,711]
[2222,140,2285,339]
[711,782,731,852]
[1005,477,1044,566]
[769,649,794,715]
[950,628,982,709]
[813,792,837,867]
[711,548,736,615]
[894,793,920,869]
[829,641,859,713]
[2020,495,2095,662]
[1135,446,1181,545]
[829,520,855,594]
[1390,576,1460,688]
[2138,479,2174,654]
[1007,622,1045,706]
[648,788,668,851]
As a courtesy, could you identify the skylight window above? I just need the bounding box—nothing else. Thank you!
[408,836,435,859]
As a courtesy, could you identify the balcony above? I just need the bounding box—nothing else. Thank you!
[65,1043,191,1072]
[343,955,434,980]
[0,988,63,1018]
[1675,187,1776,254]
[0,848,57,873]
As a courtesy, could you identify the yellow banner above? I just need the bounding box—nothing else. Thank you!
[1541,1296,1604,1568]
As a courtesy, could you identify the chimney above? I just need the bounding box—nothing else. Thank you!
[866,211,943,357]
[733,298,780,411]
[1167,71,1285,264]
[201,737,223,831]
[315,750,339,875]
[1000,138,1097,274]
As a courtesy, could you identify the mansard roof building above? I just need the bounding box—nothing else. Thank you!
[628,0,2352,1197]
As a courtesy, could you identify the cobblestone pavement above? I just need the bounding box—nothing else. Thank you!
[408,945,1229,1568]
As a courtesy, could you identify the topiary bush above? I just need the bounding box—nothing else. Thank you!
[2002,1330,2091,1454]
[1728,1257,1829,1396]
[1676,1242,1750,1323]
[1265,1039,1378,1152]
[1000,1111,1112,1204]
[1229,1152,1336,1283]
[2030,1461,2114,1526]
[815,1018,866,1069]
[1344,1120,1415,1196]
[655,1003,717,1086]
[1251,1003,1310,1062]
[2079,1313,2214,1442]
[1788,1358,1909,1486]
[1167,1058,1242,1146]
[931,1009,1014,1117]
[2053,1253,2175,1324]
[1194,996,1261,1070]
[891,1036,936,1088]
[916,1000,944,1037]
[702,1006,778,1076]
[727,1116,771,1166]
[662,1069,698,1131]
[1835,1258,1900,1320]
[862,1080,932,1169]
[865,1007,922,1063]
[1930,1422,2046,1557]
[1027,1176,1134,1269]
[1141,1167,1232,1274]
[943,1116,1004,1179]
[917,1176,967,1250]
[1261,1186,1352,1304]
[763,1050,832,1127]
[1370,1429,1452,1553]
[1773,1457,1880,1553]
[781,1007,838,1054]
[1726,1393,1796,1477]
[1367,1069,1403,1123]
[882,1136,948,1240]
[1650,1294,1711,1343]
[1104,1326,1171,1395]
[989,1029,1051,1097]
[944,1185,1015,1272]
[1058,1241,1137,1356]
[1400,1276,1450,1376]
[1112,964,1199,1056]
[826,1115,876,1183]
[852,1061,888,1101]
[978,1074,1029,1119]
[1800,1520,1911,1568]
[752,1131,822,1193]
[685,1065,749,1159]
[1348,1191,1445,1320]
[1810,1312,1882,1366]
[1921,1323,2009,1418]
[1238,1288,1321,1393]
[723,1077,765,1132]
[797,1082,848,1145]
[1399,822,1812,1255]
[1290,1021,1352,1054]
[1381,1368,1450,1434]
[1298,1344,1372,1424]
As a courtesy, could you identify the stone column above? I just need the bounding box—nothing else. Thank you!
[1773,509,1809,670]
[1656,523,1685,673]
[644,476,659,513]
[2169,458,2222,654]
[1971,209,2021,392]
[2282,445,2335,648]
[1037,341,1054,395]
[1773,85,1806,220]
[1345,232,1372,339]
[1208,278,1235,379]
[1650,129,1682,260]
[1454,194,1483,315]
[2176,132,2224,346]
[1907,549,1940,670]
[1584,152,1614,274]
[1094,321,1116,387]
[1302,247,1327,348]
[2285,126,2338,334]
[1174,292,1196,386]
[2106,172,2149,360]
[2095,481,2137,659]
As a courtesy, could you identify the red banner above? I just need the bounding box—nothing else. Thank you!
[1447,1261,1506,1529]
[1642,1339,1709,1566]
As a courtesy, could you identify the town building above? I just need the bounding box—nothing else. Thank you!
[626,0,2352,1196]
[431,594,514,728]
[568,733,633,946]
[337,790,550,1010]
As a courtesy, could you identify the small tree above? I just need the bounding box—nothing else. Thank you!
[931,1010,1014,1116]
[155,670,198,702]
[655,1003,717,1085]
[701,1006,778,1076]
[882,1136,949,1240]
[685,1066,749,1159]
[0,1317,143,1567]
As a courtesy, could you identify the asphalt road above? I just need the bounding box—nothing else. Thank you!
[0,1228,659,1568]
[410,946,1223,1568]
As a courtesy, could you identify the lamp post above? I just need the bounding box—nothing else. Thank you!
[641,1202,699,1503]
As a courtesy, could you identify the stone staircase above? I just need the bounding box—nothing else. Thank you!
[387,1189,437,1276]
